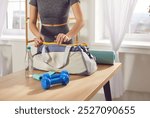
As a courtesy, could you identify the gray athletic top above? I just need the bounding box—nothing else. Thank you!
[29,0,80,43]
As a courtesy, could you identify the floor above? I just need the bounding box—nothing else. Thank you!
[91,91,150,101]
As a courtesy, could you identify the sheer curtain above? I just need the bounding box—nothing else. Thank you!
[0,0,8,36]
[0,0,8,76]
[104,0,137,98]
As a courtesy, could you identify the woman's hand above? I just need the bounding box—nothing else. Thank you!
[55,33,71,44]
[34,35,44,47]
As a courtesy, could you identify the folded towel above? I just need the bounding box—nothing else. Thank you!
[32,71,55,81]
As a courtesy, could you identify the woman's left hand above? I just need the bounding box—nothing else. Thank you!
[55,33,71,44]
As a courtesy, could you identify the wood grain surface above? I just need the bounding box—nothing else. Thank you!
[0,63,121,101]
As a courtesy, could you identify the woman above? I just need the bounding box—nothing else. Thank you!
[29,0,84,47]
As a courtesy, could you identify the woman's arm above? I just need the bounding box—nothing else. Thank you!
[56,2,84,44]
[29,5,44,46]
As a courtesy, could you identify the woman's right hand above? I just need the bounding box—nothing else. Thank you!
[34,35,44,47]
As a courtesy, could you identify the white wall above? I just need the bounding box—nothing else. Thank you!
[120,53,150,93]
[11,41,26,72]
[0,44,12,76]
[0,40,26,73]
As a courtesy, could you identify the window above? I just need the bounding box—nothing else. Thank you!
[3,0,25,36]
[130,0,150,34]
[95,0,150,43]
[127,0,150,41]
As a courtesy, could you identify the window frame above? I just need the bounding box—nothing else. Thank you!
[2,0,25,36]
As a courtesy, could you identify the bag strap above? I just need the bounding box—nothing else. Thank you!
[61,45,72,68]
[41,45,72,69]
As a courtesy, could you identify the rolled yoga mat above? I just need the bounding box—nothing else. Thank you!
[90,50,115,65]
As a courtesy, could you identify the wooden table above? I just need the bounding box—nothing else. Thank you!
[0,63,121,101]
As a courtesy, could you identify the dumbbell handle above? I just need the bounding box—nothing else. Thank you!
[50,77,63,85]
[48,71,69,79]
[50,75,69,86]
[50,73,60,79]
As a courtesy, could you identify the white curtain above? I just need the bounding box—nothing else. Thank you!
[0,0,8,76]
[104,0,137,98]
[0,0,8,36]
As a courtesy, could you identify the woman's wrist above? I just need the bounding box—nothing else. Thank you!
[36,34,44,41]
[36,34,41,38]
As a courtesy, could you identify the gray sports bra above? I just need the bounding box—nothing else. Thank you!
[29,0,80,24]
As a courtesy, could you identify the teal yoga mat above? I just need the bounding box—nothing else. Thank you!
[90,50,115,65]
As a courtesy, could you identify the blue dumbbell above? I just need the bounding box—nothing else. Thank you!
[41,71,70,90]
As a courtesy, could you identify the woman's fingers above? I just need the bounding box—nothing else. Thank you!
[56,33,70,44]
[59,34,66,44]
[38,38,43,44]
[56,33,63,44]
[57,34,62,44]
[34,38,43,47]
[56,34,60,42]
[64,35,70,42]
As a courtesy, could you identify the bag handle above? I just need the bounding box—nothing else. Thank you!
[27,39,87,47]
[42,42,87,47]
[41,45,72,69]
